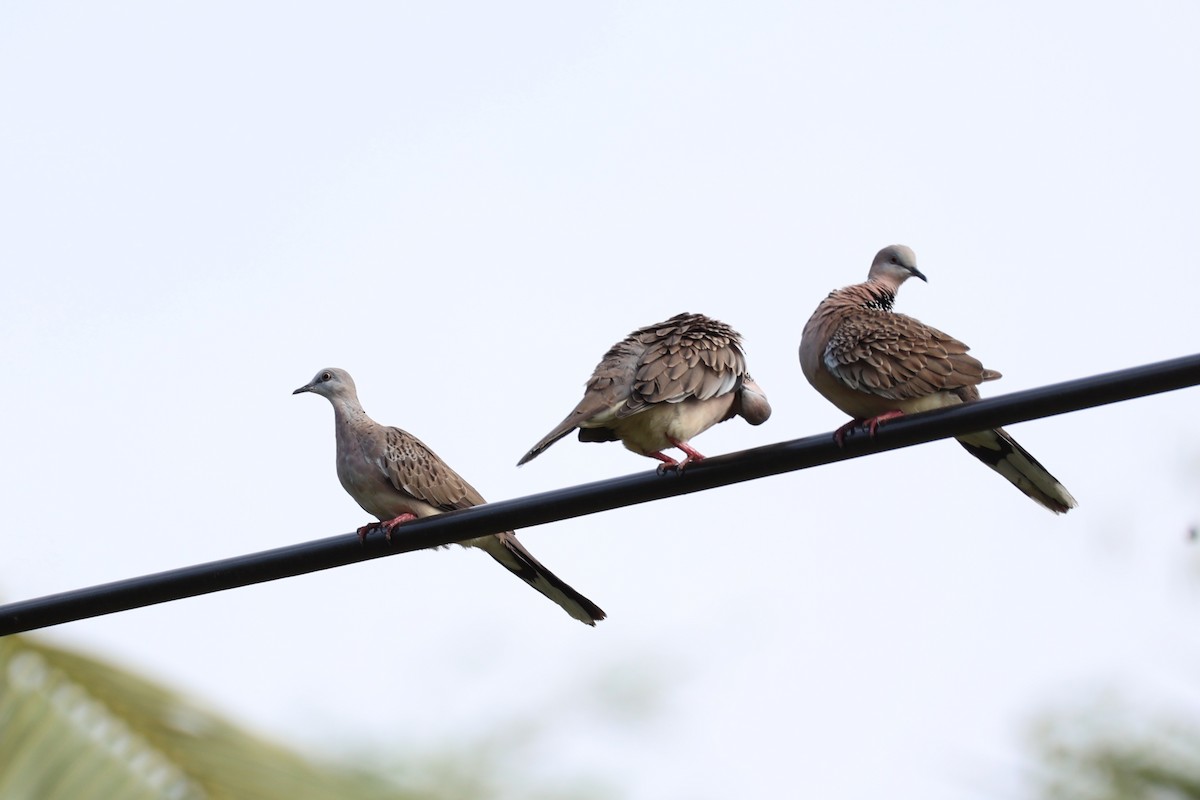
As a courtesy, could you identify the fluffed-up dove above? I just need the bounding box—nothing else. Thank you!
[295,368,606,625]
[799,245,1077,513]
[518,312,771,469]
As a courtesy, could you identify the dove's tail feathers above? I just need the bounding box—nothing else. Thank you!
[516,418,578,466]
[956,428,1077,514]
[475,533,606,625]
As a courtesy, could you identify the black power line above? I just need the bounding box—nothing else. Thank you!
[2,353,1199,637]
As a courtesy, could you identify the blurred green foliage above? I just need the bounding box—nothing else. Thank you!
[0,635,631,800]
[1031,698,1200,800]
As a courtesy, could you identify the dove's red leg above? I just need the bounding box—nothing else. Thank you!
[358,513,419,543]
[865,409,905,436]
[833,410,906,447]
[669,438,707,469]
[382,513,418,542]
[647,450,680,474]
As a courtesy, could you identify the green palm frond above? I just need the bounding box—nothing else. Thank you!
[0,636,411,800]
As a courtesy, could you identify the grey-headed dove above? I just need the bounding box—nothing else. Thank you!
[518,313,771,469]
[799,245,1077,513]
[295,368,605,625]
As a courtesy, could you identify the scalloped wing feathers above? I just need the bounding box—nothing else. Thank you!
[619,314,747,415]
[800,266,1075,514]
[822,306,1001,402]
[383,426,484,511]
[518,312,768,464]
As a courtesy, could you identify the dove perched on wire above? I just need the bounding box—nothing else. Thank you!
[798,245,1076,513]
[518,312,771,470]
[295,368,605,625]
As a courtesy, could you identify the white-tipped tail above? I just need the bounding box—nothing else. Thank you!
[956,428,1077,514]
[472,533,606,625]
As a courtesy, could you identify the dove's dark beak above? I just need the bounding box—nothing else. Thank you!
[293,384,313,395]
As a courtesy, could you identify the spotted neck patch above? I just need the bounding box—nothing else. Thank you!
[862,288,895,312]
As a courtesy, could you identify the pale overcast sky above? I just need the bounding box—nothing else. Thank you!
[2,2,1199,798]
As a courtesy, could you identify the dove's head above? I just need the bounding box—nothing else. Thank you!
[867,244,926,290]
[293,367,357,400]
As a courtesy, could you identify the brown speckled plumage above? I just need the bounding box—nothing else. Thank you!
[807,280,1001,408]
[799,245,1076,514]
[518,312,771,468]
[296,368,605,625]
